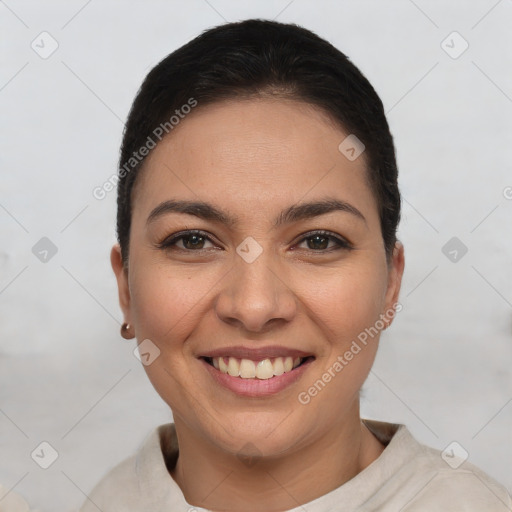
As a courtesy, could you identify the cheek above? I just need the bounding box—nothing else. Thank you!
[293,266,385,420]
[127,263,211,410]
[128,261,215,344]
[296,261,387,343]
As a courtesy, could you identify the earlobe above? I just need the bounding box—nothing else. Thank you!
[110,244,131,323]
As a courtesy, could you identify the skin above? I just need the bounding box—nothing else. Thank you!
[111,97,405,511]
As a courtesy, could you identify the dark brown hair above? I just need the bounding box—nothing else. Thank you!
[117,19,401,263]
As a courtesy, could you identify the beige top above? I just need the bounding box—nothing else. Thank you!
[80,419,512,511]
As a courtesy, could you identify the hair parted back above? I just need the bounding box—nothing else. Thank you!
[117,18,401,264]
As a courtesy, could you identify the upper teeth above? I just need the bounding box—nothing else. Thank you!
[212,356,302,380]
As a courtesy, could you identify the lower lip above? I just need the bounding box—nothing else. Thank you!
[200,358,314,397]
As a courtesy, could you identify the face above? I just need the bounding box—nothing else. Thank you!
[112,98,404,458]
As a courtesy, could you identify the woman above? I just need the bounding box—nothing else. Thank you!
[81,19,511,511]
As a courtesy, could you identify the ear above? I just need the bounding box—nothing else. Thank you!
[111,244,131,323]
[382,241,405,327]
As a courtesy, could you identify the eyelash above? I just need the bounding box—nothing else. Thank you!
[157,229,352,253]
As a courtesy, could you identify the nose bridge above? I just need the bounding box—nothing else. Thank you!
[237,252,279,304]
[215,246,296,332]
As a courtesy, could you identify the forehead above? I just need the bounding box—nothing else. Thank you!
[133,98,377,224]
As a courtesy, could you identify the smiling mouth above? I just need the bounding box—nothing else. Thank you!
[201,356,315,380]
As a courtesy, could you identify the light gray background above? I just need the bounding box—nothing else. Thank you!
[1,1,511,510]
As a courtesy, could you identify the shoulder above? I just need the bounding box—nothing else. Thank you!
[79,454,140,512]
[363,420,512,511]
[79,424,175,512]
[408,444,511,510]
[396,433,511,510]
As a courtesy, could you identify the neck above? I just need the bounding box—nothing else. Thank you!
[169,406,385,511]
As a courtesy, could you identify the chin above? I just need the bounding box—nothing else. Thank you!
[205,411,308,459]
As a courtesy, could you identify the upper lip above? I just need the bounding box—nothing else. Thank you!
[199,345,314,360]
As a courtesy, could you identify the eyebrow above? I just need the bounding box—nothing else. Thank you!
[147,200,235,226]
[146,198,366,227]
[275,198,366,226]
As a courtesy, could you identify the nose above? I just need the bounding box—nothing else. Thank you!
[214,252,298,334]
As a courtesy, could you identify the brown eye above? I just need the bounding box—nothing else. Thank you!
[307,235,329,250]
[158,230,217,251]
[295,231,351,252]
[181,233,207,250]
